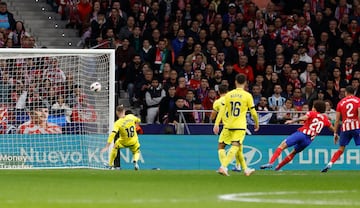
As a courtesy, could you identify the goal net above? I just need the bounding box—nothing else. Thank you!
[0,48,115,169]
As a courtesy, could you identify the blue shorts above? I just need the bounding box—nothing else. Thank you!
[339,129,360,146]
[285,131,312,153]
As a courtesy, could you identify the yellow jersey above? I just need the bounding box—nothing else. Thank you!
[107,114,141,144]
[216,88,258,130]
[213,96,228,126]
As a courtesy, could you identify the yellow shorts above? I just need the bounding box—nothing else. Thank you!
[227,129,246,144]
[114,138,141,154]
[218,128,231,145]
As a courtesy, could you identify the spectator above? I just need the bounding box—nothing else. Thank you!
[332,67,348,92]
[75,0,93,35]
[0,2,15,31]
[43,57,66,84]
[268,84,286,111]
[135,67,153,105]
[351,78,360,97]
[89,11,108,47]
[171,28,186,58]
[115,37,135,82]
[276,98,297,124]
[251,84,262,105]
[184,89,195,109]
[124,54,143,107]
[189,68,202,90]
[145,77,166,123]
[18,100,62,134]
[163,69,178,91]
[152,39,173,74]
[139,39,154,64]
[302,81,318,107]
[299,63,314,85]
[292,88,306,111]
[119,16,135,41]
[175,76,188,98]
[196,77,210,102]
[209,69,223,92]
[52,95,72,123]
[325,99,336,125]
[8,21,28,48]
[233,55,254,83]
[168,96,195,124]
[178,61,193,85]
[158,85,176,124]
[193,98,204,123]
[202,88,217,122]
[222,63,237,90]
[71,97,97,123]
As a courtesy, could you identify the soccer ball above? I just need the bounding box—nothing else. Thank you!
[90,82,102,92]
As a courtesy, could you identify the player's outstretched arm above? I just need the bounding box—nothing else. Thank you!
[101,142,111,153]
[285,115,308,124]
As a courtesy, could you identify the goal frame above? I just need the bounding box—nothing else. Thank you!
[0,48,116,134]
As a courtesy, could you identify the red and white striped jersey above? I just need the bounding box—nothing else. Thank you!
[18,121,62,134]
[336,95,360,131]
[298,111,331,138]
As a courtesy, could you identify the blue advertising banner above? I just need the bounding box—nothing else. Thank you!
[136,135,359,171]
[0,135,358,170]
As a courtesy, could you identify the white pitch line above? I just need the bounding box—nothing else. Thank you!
[3,198,200,204]
[219,190,360,206]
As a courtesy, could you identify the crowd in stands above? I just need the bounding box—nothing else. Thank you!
[1,0,360,129]
[0,2,37,48]
[43,0,360,125]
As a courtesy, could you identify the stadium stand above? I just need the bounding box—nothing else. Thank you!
[3,0,81,48]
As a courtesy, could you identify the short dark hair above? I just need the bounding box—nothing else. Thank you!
[27,100,47,112]
[125,110,133,115]
[218,84,228,94]
[236,73,247,85]
[346,85,355,94]
[313,100,326,113]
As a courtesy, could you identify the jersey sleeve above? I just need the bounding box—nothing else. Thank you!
[128,114,141,123]
[107,121,120,143]
[213,99,222,112]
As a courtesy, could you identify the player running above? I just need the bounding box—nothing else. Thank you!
[260,100,337,171]
[213,73,259,176]
[101,105,142,170]
[322,86,360,172]
[211,84,251,174]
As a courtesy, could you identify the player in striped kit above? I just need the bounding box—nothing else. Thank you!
[260,100,337,171]
[322,86,360,172]
[18,100,62,134]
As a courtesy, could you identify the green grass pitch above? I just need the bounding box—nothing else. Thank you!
[0,169,359,208]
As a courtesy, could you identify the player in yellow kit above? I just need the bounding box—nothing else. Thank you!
[213,73,259,176]
[101,105,142,170]
[211,84,250,174]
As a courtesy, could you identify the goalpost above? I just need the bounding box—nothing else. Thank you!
[0,48,115,169]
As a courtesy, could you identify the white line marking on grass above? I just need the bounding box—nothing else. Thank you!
[219,190,360,206]
[3,198,201,204]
